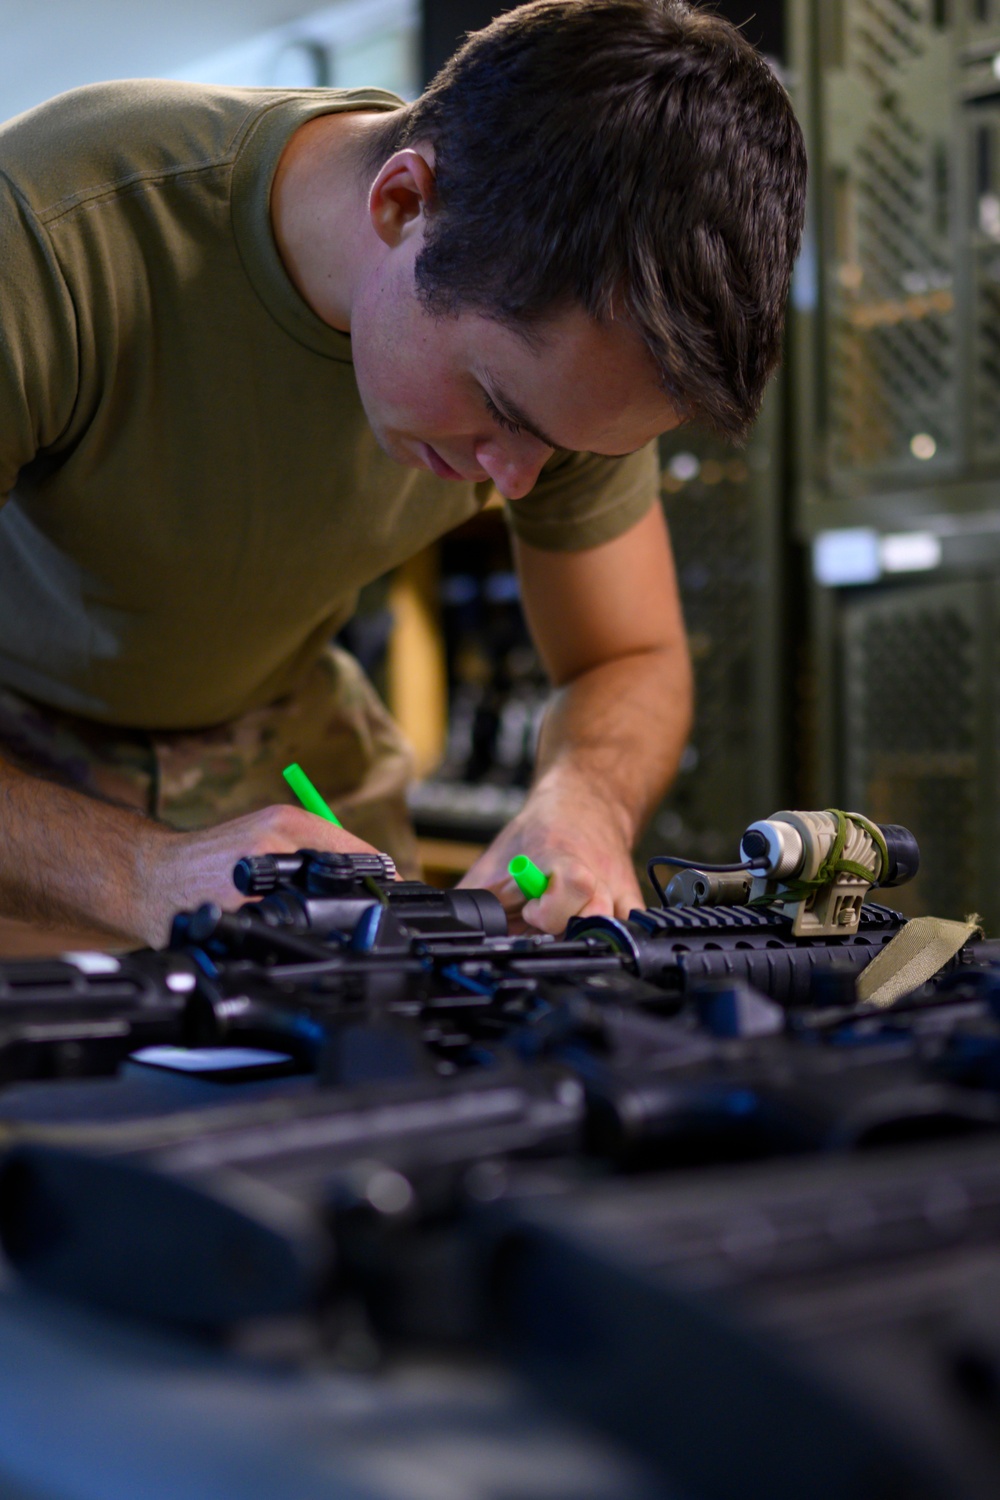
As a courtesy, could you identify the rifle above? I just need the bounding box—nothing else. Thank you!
[0,949,193,1084]
[3,828,1000,1496]
[5,874,1000,1326]
[0,862,989,1089]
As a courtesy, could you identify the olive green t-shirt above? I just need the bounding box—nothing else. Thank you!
[0,80,658,730]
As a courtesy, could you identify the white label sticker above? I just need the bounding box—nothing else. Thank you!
[61,952,121,975]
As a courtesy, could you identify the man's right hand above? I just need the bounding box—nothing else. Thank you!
[136,805,383,947]
[0,755,382,949]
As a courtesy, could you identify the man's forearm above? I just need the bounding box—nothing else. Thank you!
[531,641,693,845]
[463,508,692,927]
[0,757,168,939]
[0,754,388,947]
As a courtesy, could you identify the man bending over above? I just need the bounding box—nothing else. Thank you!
[0,0,806,944]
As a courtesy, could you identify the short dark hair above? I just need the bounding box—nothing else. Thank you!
[368,0,807,442]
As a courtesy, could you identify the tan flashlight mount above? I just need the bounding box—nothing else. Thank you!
[738,810,919,938]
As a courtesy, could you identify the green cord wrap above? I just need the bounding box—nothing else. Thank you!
[756,809,889,905]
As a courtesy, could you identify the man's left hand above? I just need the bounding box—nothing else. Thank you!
[457,778,643,934]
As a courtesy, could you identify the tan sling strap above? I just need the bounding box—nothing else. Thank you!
[856,915,983,1009]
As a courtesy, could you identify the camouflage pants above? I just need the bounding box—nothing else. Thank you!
[0,645,421,878]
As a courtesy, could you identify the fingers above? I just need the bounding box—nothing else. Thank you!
[612,879,645,922]
[243,804,380,858]
[520,861,598,934]
[459,834,641,936]
[455,856,489,893]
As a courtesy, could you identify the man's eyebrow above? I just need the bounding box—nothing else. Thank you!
[480,370,560,451]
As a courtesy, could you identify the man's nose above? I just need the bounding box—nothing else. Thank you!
[473,438,551,501]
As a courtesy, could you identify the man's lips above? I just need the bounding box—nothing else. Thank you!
[417,441,467,481]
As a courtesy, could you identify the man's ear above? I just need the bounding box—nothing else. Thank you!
[368,147,437,249]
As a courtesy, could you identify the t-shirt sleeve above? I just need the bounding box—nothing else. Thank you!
[0,171,79,500]
[501,441,660,552]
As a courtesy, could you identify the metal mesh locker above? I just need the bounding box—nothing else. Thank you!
[793,0,1000,503]
[793,1,1000,931]
[971,202,1000,464]
[840,579,993,921]
[965,77,1000,465]
[964,0,1000,47]
[639,390,788,871]
[809,0,958,490]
